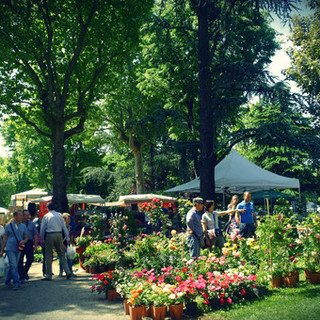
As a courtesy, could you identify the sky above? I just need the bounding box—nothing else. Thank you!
[0,1,313,158]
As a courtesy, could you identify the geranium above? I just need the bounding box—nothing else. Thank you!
[91,270,118,294]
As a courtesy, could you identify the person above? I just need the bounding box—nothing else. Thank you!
[186,197,204,258]
[236,191,257,238]
[59,213,76,278]
[202,200,245,250]
[40,202,72,280]
[225,195,241,235]
[0,211,28,290]
[18,210,39,281]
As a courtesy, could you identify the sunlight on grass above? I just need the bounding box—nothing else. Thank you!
[201,282,320,320]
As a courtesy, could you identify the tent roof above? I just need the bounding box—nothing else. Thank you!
[105,194,176,207]
[30,194,105,205]
[0,207,9,214]
[10,188,48,200]
[165,150,300,193]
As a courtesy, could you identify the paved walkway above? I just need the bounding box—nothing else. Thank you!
[0,262,128,320]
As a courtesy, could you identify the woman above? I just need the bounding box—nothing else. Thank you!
[202,200,244,251]
[0,211,28,290]
[59,213,76,277]
[225,195,241,235]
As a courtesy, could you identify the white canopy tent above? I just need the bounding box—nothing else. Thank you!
[30,194,105,205]
[165,150,300,194]
[105,194,176,207]
[10,188,48,207]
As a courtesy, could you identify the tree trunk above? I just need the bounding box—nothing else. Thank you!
[51,124,68,212]
[197,5,216,200]
[133,148,145,194]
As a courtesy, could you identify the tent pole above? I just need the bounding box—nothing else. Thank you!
[266,198,270,215]
[222,188,226,210]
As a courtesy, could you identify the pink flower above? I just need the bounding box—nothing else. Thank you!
[226,297,232,304]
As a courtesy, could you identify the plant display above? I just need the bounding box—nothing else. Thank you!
[75,235,93,247]
[141,198,171,233]
[91,270,119,294]
[299,213,320,272]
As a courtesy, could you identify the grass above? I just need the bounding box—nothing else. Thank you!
[200,281,320,320]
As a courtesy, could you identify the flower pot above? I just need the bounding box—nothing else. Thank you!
[76,246,87,269]
[306,270,320,284]
[107,288,117,301]
[152,306,167,320]
[142,305,151,317]
[89,266,96,274]
[123,299,130,315]
[271,276,283,288]
[169,304,183,320]
[283,274,297,288]
[85,266,89,273]
[129,305,144,320]
[293,270,299,283]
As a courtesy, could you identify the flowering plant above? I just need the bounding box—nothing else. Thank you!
[177,198,193,229]
[91,270,118,294]
[299,213,320,272]
[141,198,171,232]
[75,235,92,247]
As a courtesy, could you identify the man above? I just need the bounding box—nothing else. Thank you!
[0,211,28,290]
[40,202,72,280]
[186,197,204,258]
[18,210,39,281]
[236,191,257,238]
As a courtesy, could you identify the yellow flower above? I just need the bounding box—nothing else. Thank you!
[253,245,260,250]
[225,243,230,247]
[171,229,177,236]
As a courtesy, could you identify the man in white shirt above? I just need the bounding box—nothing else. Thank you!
[40,202,71,280]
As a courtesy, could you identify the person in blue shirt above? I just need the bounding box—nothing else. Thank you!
[236,191,257,238]
[0,211,28,290]
[186,197,204,258]
[18,210,39,281]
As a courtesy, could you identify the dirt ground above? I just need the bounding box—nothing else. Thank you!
[0,261,129,320]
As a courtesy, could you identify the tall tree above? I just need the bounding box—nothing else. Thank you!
[0,0,153,211]
[188,0,300,199]
[286,0,320,128]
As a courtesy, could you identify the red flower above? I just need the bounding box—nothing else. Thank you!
[241,289,247,296]
[152,206,156,210]
[220,298,225,305]
[103,280,108,285]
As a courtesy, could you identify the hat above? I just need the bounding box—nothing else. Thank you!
[193,197,204,205]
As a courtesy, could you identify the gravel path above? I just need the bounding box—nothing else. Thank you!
[0,262,129,320]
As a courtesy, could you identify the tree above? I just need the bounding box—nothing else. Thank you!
[0,0,153,211]
[188,0,300,199]
[286,0,320,128]
[238,84,320,193]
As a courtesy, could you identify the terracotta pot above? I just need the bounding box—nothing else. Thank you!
[142,305,151,317]
[129,305,144,320]
[123,299,130,315]
[169,304,183,320]
[305,269,312,282]
[76,246,87,269]
[293,270,299,283]
[107,289,117,301]
[306,270,320,284]
[283,274,297,288]
[152,306,167,320]
[76,245,87,254]
[89,266,96,274]
[84,266,89,273]
[271,276,283,288]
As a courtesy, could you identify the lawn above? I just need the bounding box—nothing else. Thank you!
[201,281,320,320]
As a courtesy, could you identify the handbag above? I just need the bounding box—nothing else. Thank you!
[66,244,76,260]
[10,223,25,252]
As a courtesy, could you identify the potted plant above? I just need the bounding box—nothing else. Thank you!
[91,270,119,301]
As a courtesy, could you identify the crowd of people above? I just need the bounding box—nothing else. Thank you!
[0,202,77,290]
[186,191,257,258]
